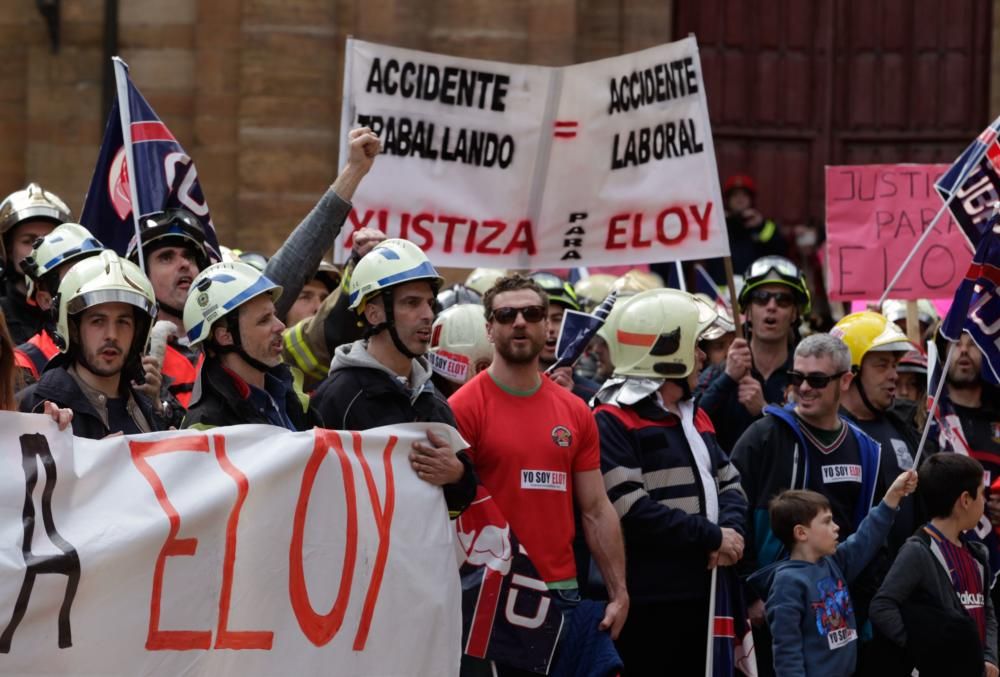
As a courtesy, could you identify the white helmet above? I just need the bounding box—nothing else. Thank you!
[607,288,715,379]
[21,222,104,298]
[429,304,493,384]
[0,182,71,235]
[573,274,616,312]
[464,267,508,296]
[348,238,443,311]
[184,261,282,347]
[53,250,157,355]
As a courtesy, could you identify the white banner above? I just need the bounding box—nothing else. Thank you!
[336,37,729,269]
[0,413,462,676]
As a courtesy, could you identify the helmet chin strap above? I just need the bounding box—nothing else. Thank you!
[855,369,882,418]
[156,297,185,321]
[363,289,421,361]
[213,315,274,375]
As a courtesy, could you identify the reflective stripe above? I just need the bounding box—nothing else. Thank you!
[283,323,326,380]
[758,219,777,243]
[289,365,311,413]
[644,466,696,491]
[602,466,642,490]
[658,495,700,514]
[612,488,646,518]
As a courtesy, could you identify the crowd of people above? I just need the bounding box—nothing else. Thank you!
[1,131,999,677]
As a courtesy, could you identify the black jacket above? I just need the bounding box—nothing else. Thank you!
[312,342,478,516]
[0,279,46,345]
[182,356,320,431]
[18,364,164,439]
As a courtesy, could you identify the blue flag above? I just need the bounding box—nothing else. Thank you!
[936,116,1000,248]
[80,58,219,260]
[940,208,1000,384]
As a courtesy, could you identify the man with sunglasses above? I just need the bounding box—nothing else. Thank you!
[450,274,629,648]
[731,333,898,675]
[834,311,924,472]
[699,255,810,453]
[311,238,476,516]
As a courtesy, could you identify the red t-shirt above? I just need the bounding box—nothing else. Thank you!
[450,370,600,584]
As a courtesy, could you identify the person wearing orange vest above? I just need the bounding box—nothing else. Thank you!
[15,222,105,384]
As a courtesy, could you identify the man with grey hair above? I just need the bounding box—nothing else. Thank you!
[731,333,900,676]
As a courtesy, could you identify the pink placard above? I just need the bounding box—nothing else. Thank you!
[825,164,974,301]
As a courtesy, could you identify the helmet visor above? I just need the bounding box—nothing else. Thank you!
[67,289,158,318]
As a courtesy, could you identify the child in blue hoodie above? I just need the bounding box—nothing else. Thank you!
[748,469,917,677]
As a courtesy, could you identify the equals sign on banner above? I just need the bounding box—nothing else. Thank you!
[554,121,578,139]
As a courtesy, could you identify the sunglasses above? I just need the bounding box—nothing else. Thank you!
[749,289,796,308]
[787,370,846,389]
[491,305,546,324]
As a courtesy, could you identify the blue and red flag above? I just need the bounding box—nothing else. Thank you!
[939,207,1000,384]
[456,486,564,673]
[936,116,1000,249]
[712,566,757,676]
[80,57,219,260]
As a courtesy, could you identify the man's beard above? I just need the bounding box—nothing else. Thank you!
[496,333,545,364]
[78,345,125,379]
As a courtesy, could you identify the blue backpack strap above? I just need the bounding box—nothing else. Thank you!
[763,403,811,489]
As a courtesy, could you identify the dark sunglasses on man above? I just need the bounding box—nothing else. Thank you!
[490,305,546,324]
[786,370,846,389]
[748,289,796,308]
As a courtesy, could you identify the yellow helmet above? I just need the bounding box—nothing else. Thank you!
[830,311,914,370]
[607,289,715,379]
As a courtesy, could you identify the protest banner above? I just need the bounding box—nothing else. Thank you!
[336,37,729,269]
[0,415,462,676]
[825,164,974,301]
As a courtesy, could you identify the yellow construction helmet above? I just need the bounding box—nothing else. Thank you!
[607,288,715,379]
[830,311,914,370]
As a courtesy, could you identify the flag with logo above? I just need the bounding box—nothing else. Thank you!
[456,486,564,673]
[939,207,1000,384]
[935,116,1000,248]
[80,57,220,260]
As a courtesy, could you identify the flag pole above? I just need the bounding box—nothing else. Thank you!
[911,341,956,470]
[706,255,738,677]
[723,256,744,341]
[705,566,718,677]
[112,56,146,276]
[675,261,687,292]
